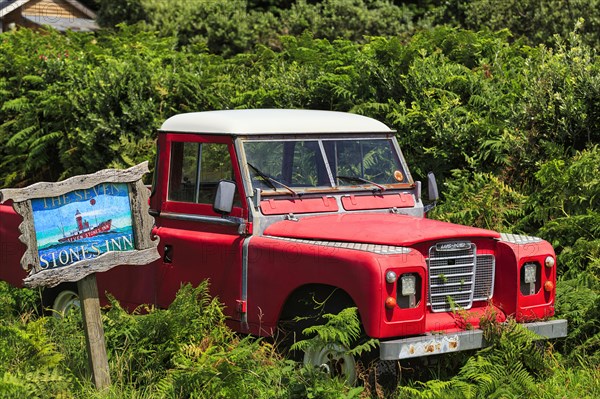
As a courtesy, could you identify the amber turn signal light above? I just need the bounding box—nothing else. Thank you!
[385,296,397,309]
[544,281,554,292]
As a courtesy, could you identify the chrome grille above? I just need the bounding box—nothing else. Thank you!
[427,242,496,312]
[428,243,476,312]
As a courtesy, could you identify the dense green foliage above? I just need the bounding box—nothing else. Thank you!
[2,24,598,186]
[1,1,599,397]
[96,0,421,54]
[461,0,600,49]
[92,0,600,54]
[0,282,363,398]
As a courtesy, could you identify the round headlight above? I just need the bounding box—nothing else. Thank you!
[386,271,398,284]
[545,256,555,268]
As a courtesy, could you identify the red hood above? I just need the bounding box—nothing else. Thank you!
[263,213,499,246]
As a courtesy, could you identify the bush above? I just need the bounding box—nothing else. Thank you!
[96,0,420,55]
[396,320,555,398]
[0,317,70,399]
[280,0,416,43]
[556,277,600,366]
[0,281,39,318]
[463,0,600,50]
[2,25,599,188]
[520,147,600,280]
[430,170,527,232]
[71,282,363,397]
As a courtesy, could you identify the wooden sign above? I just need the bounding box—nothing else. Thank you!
[0,162,160,287]
[0,161,160,390]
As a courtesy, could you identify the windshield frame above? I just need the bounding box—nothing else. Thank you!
[237,133,414,196]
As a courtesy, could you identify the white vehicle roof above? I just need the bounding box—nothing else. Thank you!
[159,109,393,135]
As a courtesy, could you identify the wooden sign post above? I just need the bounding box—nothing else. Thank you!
[79,273,111,388]
[0,162,160,390]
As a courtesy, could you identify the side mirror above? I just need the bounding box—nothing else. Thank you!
[213,180,236,215]
[427,172,439,202]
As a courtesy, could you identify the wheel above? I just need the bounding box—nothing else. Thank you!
[303,342,357,385]
[51,289,80,317]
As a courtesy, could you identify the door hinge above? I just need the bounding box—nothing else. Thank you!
[236,300,247,313]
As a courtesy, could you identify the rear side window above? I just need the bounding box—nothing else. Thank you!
[168,142,235,204]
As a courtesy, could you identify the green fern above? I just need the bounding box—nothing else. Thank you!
[396,378,461,399]
[430,170,527,231]
[291,307,378,357]
[0,372,38,399]
[1,97,30,113]
[397,319,555,398]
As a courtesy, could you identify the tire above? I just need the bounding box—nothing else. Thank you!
[278,285,354,359]
[303,342,357,385]
[279,285,362,384]
[50,289,81,318]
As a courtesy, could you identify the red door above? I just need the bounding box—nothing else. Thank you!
[155,135,248,324]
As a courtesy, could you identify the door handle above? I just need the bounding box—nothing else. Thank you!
[163,245,173,263]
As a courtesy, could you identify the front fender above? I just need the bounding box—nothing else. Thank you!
[495,237,556,321]
[246,236,383,337]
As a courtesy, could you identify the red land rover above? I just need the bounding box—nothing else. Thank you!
[0,109,567,380]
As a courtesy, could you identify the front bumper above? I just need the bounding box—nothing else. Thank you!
[380,319,568,360]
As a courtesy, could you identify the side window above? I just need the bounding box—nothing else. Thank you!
[168,142,236,204]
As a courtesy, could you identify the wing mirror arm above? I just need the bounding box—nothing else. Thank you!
[423,172,439,213]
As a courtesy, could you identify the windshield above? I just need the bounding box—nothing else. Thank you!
[243,138,408,193]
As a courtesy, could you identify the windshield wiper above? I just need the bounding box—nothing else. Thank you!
[248,163,298,196]
[335,175,386,192]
